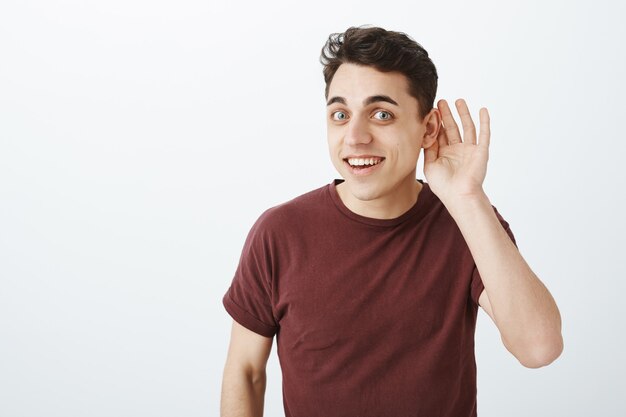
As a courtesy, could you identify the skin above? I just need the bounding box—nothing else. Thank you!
[326,62,563,367]
[326,62,441,220]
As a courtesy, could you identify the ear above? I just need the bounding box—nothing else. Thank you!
[421,108,441,149]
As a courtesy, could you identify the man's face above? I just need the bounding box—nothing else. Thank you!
[326,62,437,203]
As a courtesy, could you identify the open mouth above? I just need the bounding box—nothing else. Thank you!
[342,156,385,175]
[344,156,384,168]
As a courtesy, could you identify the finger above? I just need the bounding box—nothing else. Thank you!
[437,121,448,150]
[437,99,462,145]
[478,107,490,148]
[455,98,476,145]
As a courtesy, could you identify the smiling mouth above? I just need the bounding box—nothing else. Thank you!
[343,156,385,169]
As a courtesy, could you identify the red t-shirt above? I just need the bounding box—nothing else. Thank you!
[223,178,517,417]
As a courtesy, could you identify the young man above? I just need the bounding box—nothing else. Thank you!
[220,25,563,417]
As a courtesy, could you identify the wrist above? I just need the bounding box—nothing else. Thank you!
[443,189,491,219]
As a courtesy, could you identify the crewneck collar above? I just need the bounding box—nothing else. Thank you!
[327,178,434,227]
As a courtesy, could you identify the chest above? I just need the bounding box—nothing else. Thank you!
[272,222,472,347]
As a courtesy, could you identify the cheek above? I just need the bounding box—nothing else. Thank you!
[392,139,420,165]
[327,139,341,157]
[326,139,343,164]
[326,133,338,148]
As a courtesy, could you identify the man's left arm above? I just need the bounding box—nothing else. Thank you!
[423,98,563,369]
[447,192,563,369]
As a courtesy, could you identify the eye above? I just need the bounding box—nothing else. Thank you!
[331,110,348,121]
[373,110,393,121]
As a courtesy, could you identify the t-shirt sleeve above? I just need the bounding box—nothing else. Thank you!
[470,204,518,307]
[222,211,279,338]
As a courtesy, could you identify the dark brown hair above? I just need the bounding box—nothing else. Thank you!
[320,25,438,121]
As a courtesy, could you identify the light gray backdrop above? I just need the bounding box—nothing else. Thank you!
[1,0,624,416]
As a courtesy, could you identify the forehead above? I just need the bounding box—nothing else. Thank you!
[327,63,414,107]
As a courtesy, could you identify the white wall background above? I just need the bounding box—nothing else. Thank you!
[1,0,625,416]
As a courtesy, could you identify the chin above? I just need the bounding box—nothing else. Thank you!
[343,179,385,201]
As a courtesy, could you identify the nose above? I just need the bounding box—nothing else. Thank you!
[344,115,373,146]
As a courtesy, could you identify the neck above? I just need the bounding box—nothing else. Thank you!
[336,173,423,220]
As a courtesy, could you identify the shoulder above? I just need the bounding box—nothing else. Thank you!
[250,183,330,234]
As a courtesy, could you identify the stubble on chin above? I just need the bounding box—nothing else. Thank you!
[339,179,384,203]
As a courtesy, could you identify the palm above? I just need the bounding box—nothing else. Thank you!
[424,99,491,204]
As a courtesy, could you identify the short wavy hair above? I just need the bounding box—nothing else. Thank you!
[320,25,438,121]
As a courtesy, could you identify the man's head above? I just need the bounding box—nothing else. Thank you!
[320,25,441,207]
[320,25,438,121]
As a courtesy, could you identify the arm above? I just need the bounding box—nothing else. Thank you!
[221,320,274,417]
[422,98,563,368]
[448,192,563,368]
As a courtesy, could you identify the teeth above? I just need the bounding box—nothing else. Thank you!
[347,157,383,166]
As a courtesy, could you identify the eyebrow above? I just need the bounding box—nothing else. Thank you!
[326,94,399,107]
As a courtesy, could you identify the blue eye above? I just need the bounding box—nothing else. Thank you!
[332,111,347,121]
[374,110,393,120]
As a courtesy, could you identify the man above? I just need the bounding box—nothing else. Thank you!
[220,25,563,417]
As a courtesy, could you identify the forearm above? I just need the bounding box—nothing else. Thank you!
[446,191,563,366]
[221,364,266,417]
